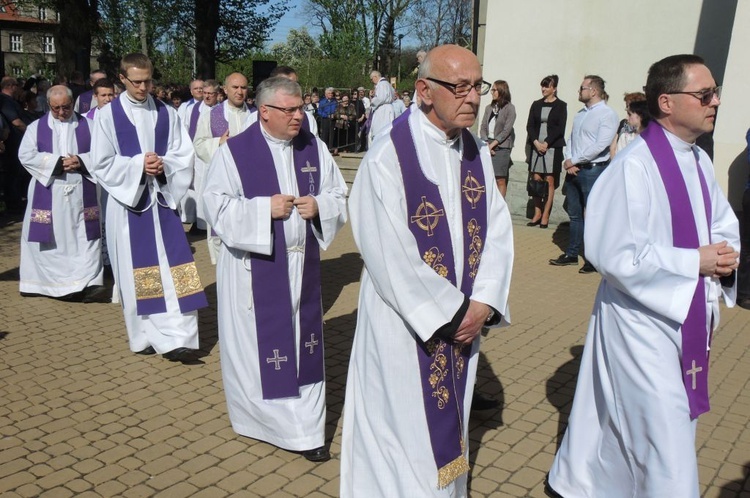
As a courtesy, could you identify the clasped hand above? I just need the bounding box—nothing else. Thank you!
[698,240,739,278]
[143,152,164,176]
[62,154,80,172]
[271,194,318,220]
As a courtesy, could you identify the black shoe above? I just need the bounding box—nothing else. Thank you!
[189,224,207,235]
[163,347,201,363]
[544,477,564,497]
[527,219,541,227]
[301,446,331,462]
[579,262,597,274]
[540,223,548,229]
[549,254,578,266]
[471,390,500,411]
[82,285,111,303]
[136,346,157,355]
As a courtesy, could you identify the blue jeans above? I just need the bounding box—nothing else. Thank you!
[564,166,605,258]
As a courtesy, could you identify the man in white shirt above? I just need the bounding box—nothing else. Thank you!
[549,75,618,273]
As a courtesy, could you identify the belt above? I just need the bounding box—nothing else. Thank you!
[578,160,610,169]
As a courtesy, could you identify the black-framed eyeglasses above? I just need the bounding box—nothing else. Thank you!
[264,104,305,116]
[666,86,721,106]
[425,77,491,97]
[579,86,594,92]
[123,75,153,88]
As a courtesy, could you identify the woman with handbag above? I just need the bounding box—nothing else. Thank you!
[480,80,516,197]
[526,75,567,228]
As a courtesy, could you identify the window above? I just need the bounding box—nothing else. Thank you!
[12,67,22,77]
[39,7,47,20]
[43,35,55,54]
[10,34,23,53]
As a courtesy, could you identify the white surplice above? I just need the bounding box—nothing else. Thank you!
[19,113,102,296]
[194,101,256,264]
[341,109,513,497]
[89,94,199,354]
[369,78,396,145]
[202,124,347,451]
[548,129,739,498]
[179,100,208,226]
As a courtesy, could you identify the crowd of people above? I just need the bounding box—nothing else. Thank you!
[0,43,744,498]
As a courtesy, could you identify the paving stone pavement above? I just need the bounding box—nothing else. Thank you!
[1,175,749,497]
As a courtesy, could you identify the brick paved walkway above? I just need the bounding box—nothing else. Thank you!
[1,193,749,496]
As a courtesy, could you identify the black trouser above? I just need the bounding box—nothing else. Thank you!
[737,186,750,300]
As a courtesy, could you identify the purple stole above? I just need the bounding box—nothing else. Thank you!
[391,114,487,488]
[227,122,324,400]
[301,112,311,134]
[641,122,713,419]
[110,96,208,316]
[187,102,202,140]
[85,108,97,120]
[78,90,93,113]
[28,114,100,244]
[210,103,229,137]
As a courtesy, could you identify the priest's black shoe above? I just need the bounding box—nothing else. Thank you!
[471,390,500,411]
[136,346,156,355]
[82,285,111,303]
[301,446,331,462]
[544,476,564,497]
[549,254,578,266]
[163,347,201,363]
[578,262,597,274]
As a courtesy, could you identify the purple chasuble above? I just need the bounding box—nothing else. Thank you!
[210,103,229,137]
[188,102,202,140]
[641,121,713,419]
[391,114,488,488]
[28,114,100,244]
[227,122,324,400]
[110,96,208,316]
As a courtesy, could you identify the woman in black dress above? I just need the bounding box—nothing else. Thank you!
[526,75,567,228]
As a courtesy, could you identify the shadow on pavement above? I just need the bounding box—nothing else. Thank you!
[546,344,584,452]
[197,282,219,356]
[322,309,357,444]
[718,461,750,497]
[0,266,19,281]
[321,252,362,315]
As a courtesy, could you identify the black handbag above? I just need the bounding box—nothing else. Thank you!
[527,175,547,198]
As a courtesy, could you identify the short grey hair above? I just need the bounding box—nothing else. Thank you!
[417,53,433,80]
[256,76,302,107]
[47,85,73,103]
[370,70,381,79]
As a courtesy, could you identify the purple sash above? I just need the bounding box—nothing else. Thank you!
[188,102,202,140]
[78,90,93,113]
[28,114,100,244]
[227,122,323,400]
[210,103,229,137]
[391,113,487,488]
[85,108,97,120]
[641,122,712,419]
[110,96,208,316]
[302,112,311,134]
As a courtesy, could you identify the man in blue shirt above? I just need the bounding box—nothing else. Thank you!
[316,87,337,150]
[549,75,618,273]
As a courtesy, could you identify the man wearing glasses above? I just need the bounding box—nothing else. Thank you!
[18,85,107,303]
[549,75,618,274]
[547,55,738,498]
[202,76,347,463]
[90,53,208,364]
[341,45,513,496]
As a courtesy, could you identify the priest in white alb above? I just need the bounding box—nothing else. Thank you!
[18,85,107,302]
[547,55,739,498]
[203,76,347,462]
[341,45,513,497]
[368,70,395,146]
[90,53,208,363]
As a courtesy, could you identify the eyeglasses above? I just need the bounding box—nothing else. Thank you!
[264,104,305,116]
[50,104,72,112]
[579,86,594,92]
[666,86,721,106]
[203,91,218,96]
[123,75,152,88]
[425,77,491,97]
